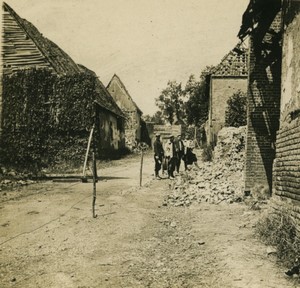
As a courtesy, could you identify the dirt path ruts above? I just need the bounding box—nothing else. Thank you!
[0,154,298,287]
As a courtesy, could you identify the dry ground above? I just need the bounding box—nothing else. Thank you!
[0,152,298,288]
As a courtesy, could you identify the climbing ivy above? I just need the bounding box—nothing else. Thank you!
[0,68,97,171]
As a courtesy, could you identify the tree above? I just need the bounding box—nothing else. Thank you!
[225,90,247,127]
[155,81,187,125]
[143,111,164,124]
[185,66,214,127]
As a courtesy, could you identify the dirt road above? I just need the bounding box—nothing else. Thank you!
[0,153,298,287]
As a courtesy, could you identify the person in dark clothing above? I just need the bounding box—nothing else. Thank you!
[183,137,199,170]
[153,133,164,179]
[174,134,184,173]
[185,147,198,166]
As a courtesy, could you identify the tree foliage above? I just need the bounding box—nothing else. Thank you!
[143,111,164,124]
[155,81,186,125]
[225,90,247,127]
[185,66,214,127]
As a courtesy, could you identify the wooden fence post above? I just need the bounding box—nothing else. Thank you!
[140,149,144,187]
[92,151,97,218]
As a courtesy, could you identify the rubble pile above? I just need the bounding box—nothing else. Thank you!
[164,126,246,207]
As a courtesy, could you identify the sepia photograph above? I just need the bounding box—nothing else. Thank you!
[0,0,300,287]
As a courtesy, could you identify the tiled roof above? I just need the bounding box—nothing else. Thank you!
[211,44,248,77]
[2,2,80,75]
[3,3,124,118]
[107,74,143,114]
[78,65,125,118]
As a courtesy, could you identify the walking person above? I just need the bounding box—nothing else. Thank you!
[153,133,164,179]
[164,135,176,179]
[174,134,185,174]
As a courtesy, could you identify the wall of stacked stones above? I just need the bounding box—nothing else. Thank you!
[273,1,300,222]
[244,13,282,193]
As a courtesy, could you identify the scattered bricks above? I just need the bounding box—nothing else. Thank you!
[163,127,246,207]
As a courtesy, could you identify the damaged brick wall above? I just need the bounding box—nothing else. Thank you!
[273,1,300,222]
[210,77,247,142]
[245,13,282,193]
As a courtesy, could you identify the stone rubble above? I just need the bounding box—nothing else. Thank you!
[163,126,246,207]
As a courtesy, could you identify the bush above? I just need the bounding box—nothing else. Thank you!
[201,143,214,162]
[256,208,300,267]
[225,90,247,127]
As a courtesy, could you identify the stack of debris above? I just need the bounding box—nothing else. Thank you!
[163,126,246,207]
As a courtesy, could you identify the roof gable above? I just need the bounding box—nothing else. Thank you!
[107,74,142,114]
[78,65,125,118]
[2,2,80,75]
[210,44,248,77]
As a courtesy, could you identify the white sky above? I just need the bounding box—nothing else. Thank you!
[4,0,249,115]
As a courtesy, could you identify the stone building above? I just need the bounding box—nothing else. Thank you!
[206,45,248,145]
[107,74,143,148]
[1,2,125,166]
[238,0,300,221]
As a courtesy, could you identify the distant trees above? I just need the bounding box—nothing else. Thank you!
[185,67,213,127]
[225,90,247,127]
[155,81,187,125]
[153,66,214,127]
[143,111,164,124]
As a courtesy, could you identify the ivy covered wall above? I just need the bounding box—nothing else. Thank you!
[0,69,97,171]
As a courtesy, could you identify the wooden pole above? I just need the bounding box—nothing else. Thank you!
[92,151,97,218]
[194,126,200,148]
[140,149,144,187]
[82,125,94,182]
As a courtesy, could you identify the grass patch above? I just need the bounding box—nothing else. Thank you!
[255,207,300,268]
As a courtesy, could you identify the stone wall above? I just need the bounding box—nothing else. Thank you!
[97,108,125,154]
[107,76,142,146]
[273,1,300,222]
[244,13,282,193]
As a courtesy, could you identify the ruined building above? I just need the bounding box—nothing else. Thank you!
[238,0,300,223]
[206,44,248,144]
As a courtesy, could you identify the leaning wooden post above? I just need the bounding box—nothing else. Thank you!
[92,151,97,218]
[140,149,144,187]
[82,125,95,182]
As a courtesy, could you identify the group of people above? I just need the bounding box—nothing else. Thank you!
[153,133,198,180]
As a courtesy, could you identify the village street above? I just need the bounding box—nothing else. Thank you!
[0,152,298,288]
